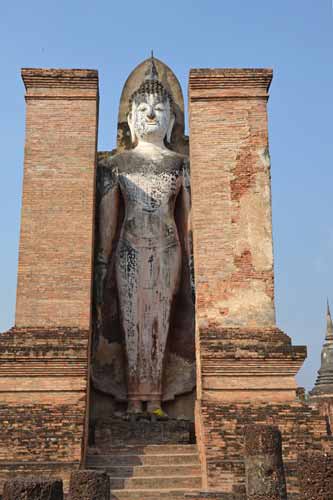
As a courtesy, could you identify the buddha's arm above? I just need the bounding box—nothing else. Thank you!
[177,159,192,263]
[95,166,120,316]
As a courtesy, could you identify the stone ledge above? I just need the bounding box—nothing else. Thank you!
[0,327,89,349]
[21,68,98,90]
[199,327,291,343]
[199,327,307,363]
[189,68,272,99]
[0,328,89,378]
[185,490,246,500]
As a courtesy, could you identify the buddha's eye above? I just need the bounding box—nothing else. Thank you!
[138,105,148,112]
[155,106,165,112]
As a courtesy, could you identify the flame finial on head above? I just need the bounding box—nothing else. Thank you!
[144,50,159,81]
[128,51,173,113]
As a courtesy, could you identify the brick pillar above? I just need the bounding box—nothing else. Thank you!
[0,69,98,493]
[69,470,110,500]
[189,69,306,403]
[16,68,99,329]
[189,69,310,492]
[189,69,274,329]
[3,478,63,500]
[244,425,287,500]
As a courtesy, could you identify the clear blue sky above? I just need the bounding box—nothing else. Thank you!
[0,1,332,390]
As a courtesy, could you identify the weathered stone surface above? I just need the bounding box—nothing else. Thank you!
[244,425,287,499]
[3,477,63,500]
[69,470,110,500]
[297,452,333,500]
[92,416,194,449]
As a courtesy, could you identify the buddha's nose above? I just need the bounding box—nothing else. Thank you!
[147,107,155,120]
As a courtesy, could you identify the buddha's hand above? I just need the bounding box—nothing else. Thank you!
[95,252,108,307]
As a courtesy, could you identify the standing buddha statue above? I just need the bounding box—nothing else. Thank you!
[96,56,192,414]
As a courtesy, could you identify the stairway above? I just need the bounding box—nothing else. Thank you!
[86,444,202,500]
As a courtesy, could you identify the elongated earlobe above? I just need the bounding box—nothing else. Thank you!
[166,114,175,143]
[127,112,136,145]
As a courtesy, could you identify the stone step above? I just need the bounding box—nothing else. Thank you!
[110,488,201,500]
[87,453,200,466]
[89,444,198,455]
[88,464,201,477]
[109,475,202,490]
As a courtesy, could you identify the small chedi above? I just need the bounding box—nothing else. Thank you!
[309,301,333,434]
[0,55,332,500]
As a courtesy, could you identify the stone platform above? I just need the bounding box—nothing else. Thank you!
[90,416,195,450]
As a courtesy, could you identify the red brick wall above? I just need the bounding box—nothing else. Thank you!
[0,327,89,493]
[200,400,327,495]
[16,69,99,329]
[188,69,331,497]
[189,69,274,329]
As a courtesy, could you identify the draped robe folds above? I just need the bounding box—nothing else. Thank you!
[94,149,195,403]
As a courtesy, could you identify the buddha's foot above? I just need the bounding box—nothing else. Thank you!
[127,400,143,414]
[147,400,168,417]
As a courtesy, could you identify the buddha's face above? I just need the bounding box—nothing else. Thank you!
[128,93,174,145]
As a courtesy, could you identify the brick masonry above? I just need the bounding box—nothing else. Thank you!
[16,68,99,329]
[0,327,89,493]
[198,327,306,403]
[189,69,275,329]
[189,68,333,497]
[0,64,332,498]
[296,452,333,499]
[0,69,99,493]
[198,400,329,496]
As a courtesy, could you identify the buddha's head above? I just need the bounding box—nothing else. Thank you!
[128,57,175,146]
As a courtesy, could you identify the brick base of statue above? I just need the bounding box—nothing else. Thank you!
[69,470,110,500]
[0,327,89,494]
[91,416,195,449]
[2,478,63,500]
[195,327,333,498]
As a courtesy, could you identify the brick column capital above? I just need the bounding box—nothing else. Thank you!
[21,68,99,100]
[189,68,273,99]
